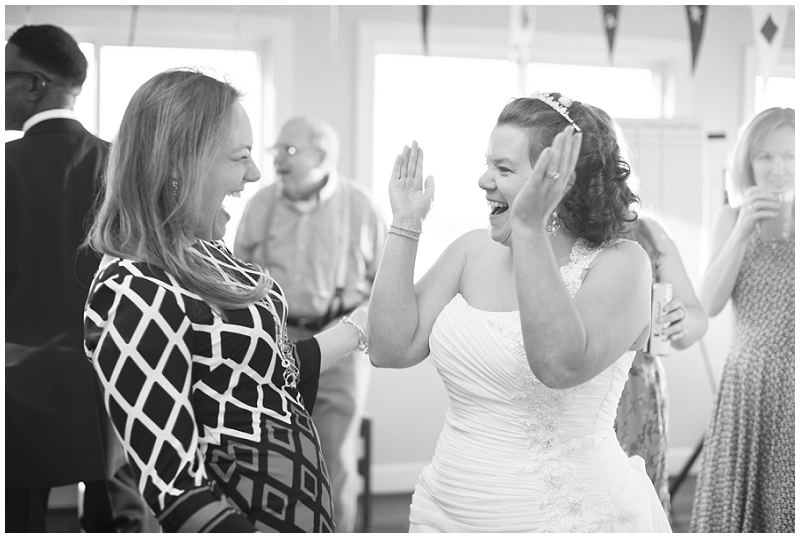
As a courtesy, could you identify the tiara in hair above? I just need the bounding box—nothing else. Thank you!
[529,91,581,132]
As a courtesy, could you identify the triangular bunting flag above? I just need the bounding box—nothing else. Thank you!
[685,5,708,74]
[750,5,790,80]
[421,5,430,56]
[602,6,620,64]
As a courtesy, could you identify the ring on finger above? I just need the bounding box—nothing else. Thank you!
[547,171,560,180]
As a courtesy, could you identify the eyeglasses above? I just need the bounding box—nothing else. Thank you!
[5,70,53,86]
[267,144,319,156]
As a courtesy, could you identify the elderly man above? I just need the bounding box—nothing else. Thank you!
[5,24,157,532]
[236,116,386,532]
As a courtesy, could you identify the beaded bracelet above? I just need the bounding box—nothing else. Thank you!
[388,229,419,241]
[340,315,368,353]
[390,223,423,235]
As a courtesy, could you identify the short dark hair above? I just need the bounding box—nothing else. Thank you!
[497,94,638,245]
[8,24,87,88]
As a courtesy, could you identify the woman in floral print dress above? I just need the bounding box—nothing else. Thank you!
[691,107,795,532]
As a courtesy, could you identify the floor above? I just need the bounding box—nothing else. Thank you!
[44,475,698,533]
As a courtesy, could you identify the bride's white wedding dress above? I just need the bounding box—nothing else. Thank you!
[409,239,672,532]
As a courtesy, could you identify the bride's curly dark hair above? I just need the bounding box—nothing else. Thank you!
[497,94,638,245]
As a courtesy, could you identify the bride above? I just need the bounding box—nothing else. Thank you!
[368,93,672,532]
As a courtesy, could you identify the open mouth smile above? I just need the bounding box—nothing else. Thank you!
[488,200,509,216]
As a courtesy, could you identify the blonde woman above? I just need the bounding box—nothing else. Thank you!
[691,107,795,532]
[84,69,368,532]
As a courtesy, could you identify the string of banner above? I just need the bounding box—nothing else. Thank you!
[21,4,791,84]
[418,5,791,84]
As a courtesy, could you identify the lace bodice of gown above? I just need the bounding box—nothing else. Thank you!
[412,238,671,533]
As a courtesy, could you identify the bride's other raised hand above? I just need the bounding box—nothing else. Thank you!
[511,126,582,232]
[389,140,435,224]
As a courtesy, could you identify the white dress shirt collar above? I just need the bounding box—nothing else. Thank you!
[22,109,79,132]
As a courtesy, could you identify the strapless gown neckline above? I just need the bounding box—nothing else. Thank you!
[407,240,672,533]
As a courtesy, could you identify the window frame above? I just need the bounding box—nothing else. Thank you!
[6,6,296,176]
[356,20,690,192]
[742,44,796,118]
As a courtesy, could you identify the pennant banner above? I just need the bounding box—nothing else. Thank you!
[685,5,708,74]
[750,5,790,80]
[421,5,430,56]
[602,6,620,63]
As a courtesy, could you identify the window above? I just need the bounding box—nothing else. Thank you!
[525,63,662,119]
[743,45,794,117]
[755,75,796,112]
[6,42,262,246]
[372,53,663,279]
[96,45,261,246]
[372,53,517,278]
[97,46,259,142]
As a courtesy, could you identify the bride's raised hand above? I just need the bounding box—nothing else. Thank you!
[389,141,435,224]
[511,126,582,232]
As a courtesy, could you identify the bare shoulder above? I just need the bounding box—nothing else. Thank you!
[452,228,493,253]
[597,238,651,274]
[420,229,483,278]
[714,205,738,230]
[639,216,679,252]
[639,215,672,241]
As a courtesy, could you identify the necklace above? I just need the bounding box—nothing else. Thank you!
[261,290,299,389]
[198,241,299,389]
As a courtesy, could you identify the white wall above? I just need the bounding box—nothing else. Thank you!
[6,4,794,494]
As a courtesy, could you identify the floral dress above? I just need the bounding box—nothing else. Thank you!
[691,229,795,532]
[614,218,671,522]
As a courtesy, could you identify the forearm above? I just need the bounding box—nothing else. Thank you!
[699,238,746,317]
[513,228,587,386]
[368,219,426,368]
[314,320,364,372]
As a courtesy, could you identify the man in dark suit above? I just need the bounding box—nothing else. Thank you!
[5,24,158,532]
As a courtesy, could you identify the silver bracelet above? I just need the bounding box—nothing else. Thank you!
[340,315,368,353]
[390,223,423,235]
[388,229,420,241]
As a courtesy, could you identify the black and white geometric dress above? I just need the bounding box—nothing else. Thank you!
[84,240,334,532]
[691,229,795,532]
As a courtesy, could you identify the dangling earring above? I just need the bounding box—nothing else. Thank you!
[172,180,179,200]
[546,211,561,236]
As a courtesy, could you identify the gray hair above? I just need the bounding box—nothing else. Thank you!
[286,115,340,168]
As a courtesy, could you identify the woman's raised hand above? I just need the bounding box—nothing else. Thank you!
[389,141,435,224]
[732,185,781,241]
[511,126,582,232]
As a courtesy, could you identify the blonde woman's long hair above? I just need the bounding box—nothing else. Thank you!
[726,107,795,207]
[88,68,269,311]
